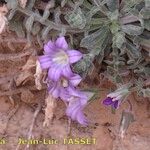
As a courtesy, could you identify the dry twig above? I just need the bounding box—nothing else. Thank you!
[43,94,56,127]
[25,104,41,150]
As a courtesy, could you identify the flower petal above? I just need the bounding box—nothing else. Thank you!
[60,88,71,101]
[112,101,119,109]
[55,36,68,49]
[67,50,83,63]
[44,40,55,54]
[39,55,51,63]
[39,55,52,69]
[61,65,73,78]
[48,67,61,81]
[50,87,59,98]
[107,91,120,98]
[76,110,88,126]
[40,61,51,69]
[112,95,122,101]
[67,86,83,98]
[69,74,82,86]
[67,102,81,120]
[103,97,113,106]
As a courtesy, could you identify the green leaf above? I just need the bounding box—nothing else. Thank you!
[80,26,110,55]
[25,14,35,32]
[41,26,52,40]
[143,19,150,31]
[9,20,25,38]
[73,55,93,78]
[106,0,119,12]
[145,0,150,8]
[122,24,143,36]
[126,41,141,59]
[65,7,86,29]
[113,32,126,49]
[6,0,18,9]
[31,22,41,36]
[140,8,150,19]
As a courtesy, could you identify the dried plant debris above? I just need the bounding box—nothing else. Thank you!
[43,94,57,127]
[119,110,134,138]
[21,89,35,104]
[15,56,36,86]
[34,60,43,90]
[0,3,8,34]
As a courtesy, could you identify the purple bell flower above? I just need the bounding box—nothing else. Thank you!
[39,36,83,81]
[103,97,119,109]
[48,73,82,98]
[60,86,88,126]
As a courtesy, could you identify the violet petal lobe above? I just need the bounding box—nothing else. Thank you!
[112,100,119,109]
[67,50,83,63]
[55,36,68,50]
[39,55,51,64]
[59,88,71,101]
[69,74,82,86]
[39,56,52,69]
[48,83,60,98]
[66,102,80,120]
[103,97,113,106]
[76,110,88,126]
[48,66,61,81]
[61,65,73,78]
[44,40,55,54]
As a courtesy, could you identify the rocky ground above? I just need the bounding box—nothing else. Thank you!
[0,91,149,150]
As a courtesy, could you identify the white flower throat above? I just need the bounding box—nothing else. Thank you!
[53,50,69,65]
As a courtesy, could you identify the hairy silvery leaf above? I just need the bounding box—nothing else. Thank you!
[65,7,86,29]
[141,88,150,97]
[119,110,134,138]
[106,0,119,12]
[61,0,68,7]
[41,26,52,40]
[143,19,150,31]
[122,25,143,36]
[9,13,25,38]
[86,6,101,23]
[145,0,150,8]
[108,10,119,21]
[31,22,41,36]
[94,34,111,63]
[9,20,25,38]
[80,26,110,55]
[110,20,120,35]
[25,14,35,32]
[7,9,17,20]
[107,66,115,76]
[27,0,36,9]
[6,0,18,9]
[113,32,126,49]
[134,36,150,48]
[122,0,143,13]
[126,41,141,59]
[113,74,123,84]
[73,54,94,78]
[140,8,150,19]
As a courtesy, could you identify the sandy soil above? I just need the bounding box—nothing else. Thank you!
[0,92,149,150]
[0,34,149,150]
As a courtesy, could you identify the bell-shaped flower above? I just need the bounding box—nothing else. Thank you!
[39,36,83,81]
[103,85,130,109]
